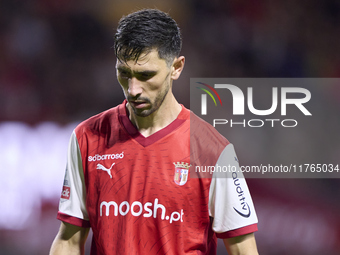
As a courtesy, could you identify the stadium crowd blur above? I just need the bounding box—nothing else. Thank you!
[1,0,340,254]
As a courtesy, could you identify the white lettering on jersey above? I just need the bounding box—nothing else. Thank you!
[61,186,70,200]
[88,152,124,162]
[100,198,184,224]
[96,163,115,178]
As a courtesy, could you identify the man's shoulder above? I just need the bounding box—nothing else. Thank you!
[74,102,124,136]
[189,111,230,172]
[189,111,229,146]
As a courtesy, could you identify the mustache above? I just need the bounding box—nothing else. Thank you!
[127,96,151,103]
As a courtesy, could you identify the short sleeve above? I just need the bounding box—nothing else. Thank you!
[57,131,90,228]
[208,144,258,238]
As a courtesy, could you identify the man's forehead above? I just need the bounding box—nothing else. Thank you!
[116,50,167,69]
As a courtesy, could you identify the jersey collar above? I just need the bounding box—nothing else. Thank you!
[118,100,187,147]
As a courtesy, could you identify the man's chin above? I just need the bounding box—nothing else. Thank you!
[132,107,154,117]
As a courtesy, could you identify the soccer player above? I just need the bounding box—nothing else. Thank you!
[50,9,259,255]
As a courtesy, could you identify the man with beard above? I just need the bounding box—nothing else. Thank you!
[50,9,259,255]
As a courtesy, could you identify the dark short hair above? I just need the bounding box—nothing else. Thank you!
[114,9,182,65]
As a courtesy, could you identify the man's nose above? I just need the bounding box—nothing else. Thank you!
[128,77,143,97]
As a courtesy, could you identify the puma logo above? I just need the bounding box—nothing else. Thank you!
[96,163,115,178]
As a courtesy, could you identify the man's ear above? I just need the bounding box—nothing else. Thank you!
[171,56,185,80]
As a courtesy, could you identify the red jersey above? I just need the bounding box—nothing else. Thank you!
[58,101,258,255]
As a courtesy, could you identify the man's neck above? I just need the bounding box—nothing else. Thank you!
[127,94,182,137]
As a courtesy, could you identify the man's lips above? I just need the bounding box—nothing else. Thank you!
[130,101,149,109]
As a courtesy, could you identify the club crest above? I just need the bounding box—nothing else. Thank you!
[173,162,191,186]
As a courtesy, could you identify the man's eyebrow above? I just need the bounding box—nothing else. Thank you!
[135,70,157,75]
[116,66,130,72]
[117,67,158,75]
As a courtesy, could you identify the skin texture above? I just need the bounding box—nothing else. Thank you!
[49,222,89,255]
[224,233,259,255]
[116,49,184,137]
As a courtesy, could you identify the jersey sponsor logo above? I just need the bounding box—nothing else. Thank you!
[173,162,190,186]
[100,198,184,224]
[234,203,251,218]
[61,186,70,200]
[97,163,115,179]
[232,172,251,218]
[88,152,124,162]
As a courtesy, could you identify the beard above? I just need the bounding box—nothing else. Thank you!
[127,80,171,118]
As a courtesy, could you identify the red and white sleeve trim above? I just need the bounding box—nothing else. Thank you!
[215,223,258,239]
[57,212,91,228]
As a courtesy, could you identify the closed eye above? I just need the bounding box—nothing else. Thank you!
[118,69,131,79]
[136,71,157,81]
